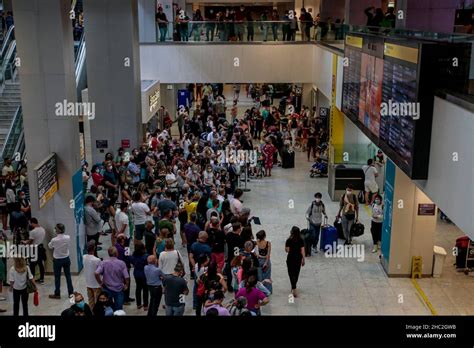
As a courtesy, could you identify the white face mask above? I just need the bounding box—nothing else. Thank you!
[346,190,352,195]
[375,200,381,205]
[315,198,321,203]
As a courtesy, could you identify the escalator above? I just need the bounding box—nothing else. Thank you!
[0,26,87,163]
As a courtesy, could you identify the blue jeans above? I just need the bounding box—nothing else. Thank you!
[53,257,74,296]
[166,305,185,316]
[257,258,272,294]
[103,286,125,311]
[309,223,321,249]
[159,26,168,41]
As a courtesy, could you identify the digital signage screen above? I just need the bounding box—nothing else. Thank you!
[342,43,362,121]
[358,53,384,138]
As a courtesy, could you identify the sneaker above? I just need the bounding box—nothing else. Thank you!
[124,302,131,306]
[0,308,6,313]
[0,296,6,301]
[371,245,378,253]
[38,279,44,284]
[49,294,61,299]
[137,305,143,309]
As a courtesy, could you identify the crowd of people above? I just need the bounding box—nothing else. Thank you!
[159,5,331,42]
[0,83,332,317]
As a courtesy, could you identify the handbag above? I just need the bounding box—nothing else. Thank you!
[25,270,37,294]
[350,222,365,237]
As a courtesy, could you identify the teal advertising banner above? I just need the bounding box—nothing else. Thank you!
[72,169,85,272]
[381,159,395,265]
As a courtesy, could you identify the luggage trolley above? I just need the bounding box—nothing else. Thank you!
[463,240,474,275]
[455,236,474,275]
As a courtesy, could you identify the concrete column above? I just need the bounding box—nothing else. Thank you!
[138,0,157,43]
[83,0,143,163]
[13,0,82,272]
[3,0,13,12]
[381,160,437,277]
[395,0,407,29]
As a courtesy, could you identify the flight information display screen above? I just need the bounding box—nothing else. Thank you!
[342,46,362,121]
[380,60,418,168]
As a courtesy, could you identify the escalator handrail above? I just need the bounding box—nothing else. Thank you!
[75,36,86,87]
[0,105,22,161]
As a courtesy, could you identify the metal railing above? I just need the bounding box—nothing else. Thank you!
[148,20,339,43]
[75,31,87,100]
[0,106,23,163]
[145,21,474,44]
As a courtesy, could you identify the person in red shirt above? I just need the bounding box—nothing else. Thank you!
[150,132,159,151]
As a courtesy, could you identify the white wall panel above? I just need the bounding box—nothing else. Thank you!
[416,97,474,239]
[140,44,316,83]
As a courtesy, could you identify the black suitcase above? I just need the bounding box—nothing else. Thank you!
[334,218,345,240]
[300,228,312,256]
[282,149,295,169]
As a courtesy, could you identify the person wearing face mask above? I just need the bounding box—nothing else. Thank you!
[370,195,383,253]
[18,191,31,220]
[93,291,114,316]
[336,184,359,245]
[103,164,119,199]
[91,165,103,187]
[203,165,214,195]
[305,192,327,253]
[61,292,92,316]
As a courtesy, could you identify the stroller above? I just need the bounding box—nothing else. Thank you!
[310,158,328,177]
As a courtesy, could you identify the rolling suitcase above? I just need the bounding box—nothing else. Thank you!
[320,218,338,252]
[300,228,312,257]
[282,149,295,169]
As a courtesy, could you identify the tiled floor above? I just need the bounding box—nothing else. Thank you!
[1,150,472,316]
[1,86,472,316]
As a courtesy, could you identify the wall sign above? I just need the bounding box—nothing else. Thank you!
[418,204,436,216]
[35,153,58,209]
[96,140,108,149]
[121,139,131,149]
[149,89,160,112]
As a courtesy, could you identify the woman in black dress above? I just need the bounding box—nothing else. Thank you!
[285,226,305,297]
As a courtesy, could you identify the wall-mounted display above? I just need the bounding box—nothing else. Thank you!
[342,33,471,179]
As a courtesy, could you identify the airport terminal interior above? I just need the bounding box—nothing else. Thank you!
[0,0,473,318]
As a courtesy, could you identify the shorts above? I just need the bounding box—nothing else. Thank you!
[365,182,379,194]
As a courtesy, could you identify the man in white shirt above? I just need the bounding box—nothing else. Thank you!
[83,241,102,309]
[130,192,151,241]
[26,218,46,283]
[1,158,14,177]
[115,202,130,244]
[362,159,379,205]
[48,223,74,299]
